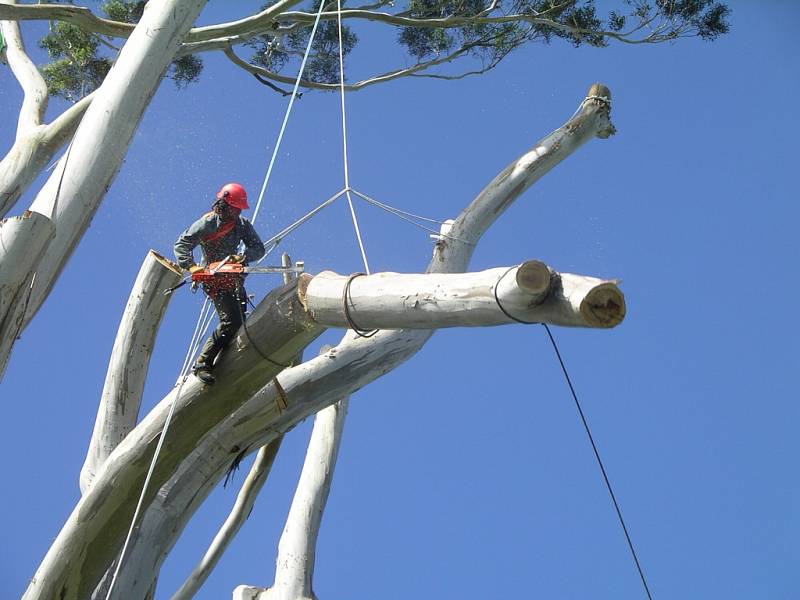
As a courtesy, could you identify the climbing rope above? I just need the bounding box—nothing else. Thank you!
[250,0,330,226]
[335,0,371,275]
[104,309,208,599]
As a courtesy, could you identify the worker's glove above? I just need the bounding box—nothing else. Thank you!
[229,254,245,264]
[188,264,204,274]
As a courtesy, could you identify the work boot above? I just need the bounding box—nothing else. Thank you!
[193,363,216,385]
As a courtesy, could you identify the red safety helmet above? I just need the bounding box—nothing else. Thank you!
[216,182,249,210]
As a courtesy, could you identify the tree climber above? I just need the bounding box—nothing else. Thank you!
[174,183,266,385]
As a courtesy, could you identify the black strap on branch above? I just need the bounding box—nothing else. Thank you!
[342,273,379,338]
[493,265,540,325]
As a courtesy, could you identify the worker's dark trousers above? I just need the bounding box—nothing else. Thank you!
[195,284,248,369]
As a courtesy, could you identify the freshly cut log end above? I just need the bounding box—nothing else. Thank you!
[150,250,184,276]
[515,260,551,298]
[588,82,611,102]
[579,283,625,328]
[296,272,314,311]
[585,83,615,138]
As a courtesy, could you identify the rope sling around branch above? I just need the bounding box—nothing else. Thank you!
[103,1,331,596]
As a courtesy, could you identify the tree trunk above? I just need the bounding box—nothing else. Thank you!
[80,251,183,494]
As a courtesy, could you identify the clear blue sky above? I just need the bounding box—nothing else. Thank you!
[1,1,798,598]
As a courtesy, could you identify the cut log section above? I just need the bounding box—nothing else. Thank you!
[299,259,625,330]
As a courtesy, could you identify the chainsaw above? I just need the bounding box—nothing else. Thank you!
[163,257,304,295]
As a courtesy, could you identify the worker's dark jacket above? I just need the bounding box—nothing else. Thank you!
[174,212,265,269]
[174,212,266,370]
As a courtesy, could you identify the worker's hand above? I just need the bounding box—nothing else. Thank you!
[229,254,245,264]
[188,264,204,274]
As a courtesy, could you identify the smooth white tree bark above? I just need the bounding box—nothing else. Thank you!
[79,251,183,494]
[0,0,95,216]
[301,260,625,330]
[0,211,54,380]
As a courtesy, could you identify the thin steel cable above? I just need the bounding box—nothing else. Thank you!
[349,188,447,224]
[253,189,345,267]
[250,0,330,226]
[350,188,473,244]
[541,323,654,600]
[259,189,346,253]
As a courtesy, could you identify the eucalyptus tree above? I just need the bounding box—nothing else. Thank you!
[0,1,729,598]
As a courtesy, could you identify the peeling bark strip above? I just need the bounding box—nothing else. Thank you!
[80,251,183,494]
[300,260,625,330]
[0,211,55,380]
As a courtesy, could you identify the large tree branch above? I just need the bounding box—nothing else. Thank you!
[0,1,699,50]
[79,251,182,494]
[272,9,682,44]
[1,1,47,136]
[3,0,208,363]
[222,43,478,92]
[0,3,134,38]
[300,261,625,330]
[0,91,94,218]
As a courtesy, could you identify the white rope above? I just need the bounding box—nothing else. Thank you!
[104,293,208,598]
[251,0,330,226]
[256,188,347,264]
[335,0,371,274]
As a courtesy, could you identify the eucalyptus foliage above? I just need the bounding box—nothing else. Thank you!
[33,0,730,97]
